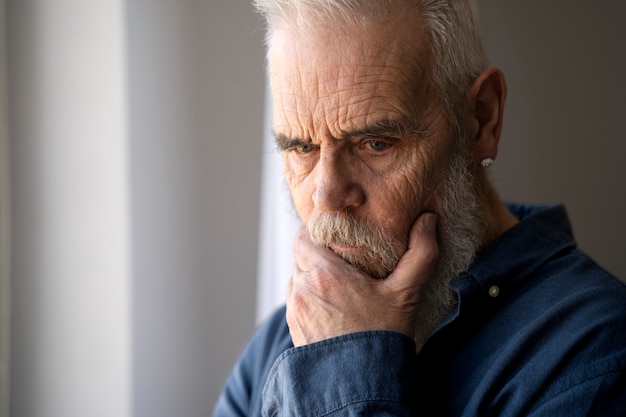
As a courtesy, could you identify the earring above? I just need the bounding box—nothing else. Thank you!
[480,157,495,168]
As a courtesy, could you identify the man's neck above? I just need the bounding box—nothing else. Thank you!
[479,178,519,248]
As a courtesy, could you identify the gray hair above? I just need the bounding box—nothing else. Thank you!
[253,0,489,135]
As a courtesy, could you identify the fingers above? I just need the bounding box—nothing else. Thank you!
[387,212,439,290]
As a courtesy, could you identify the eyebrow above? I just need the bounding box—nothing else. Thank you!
[340,119,426,141]
[274,134,309,151]
[273,119,427,151]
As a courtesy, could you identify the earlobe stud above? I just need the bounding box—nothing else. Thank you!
[480,158,495,168]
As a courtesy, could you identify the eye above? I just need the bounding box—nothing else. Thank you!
[365,140,391,152]
[295,143,315,154]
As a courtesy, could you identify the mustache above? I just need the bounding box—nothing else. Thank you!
[307,212,376,247]
[306,212,407,273]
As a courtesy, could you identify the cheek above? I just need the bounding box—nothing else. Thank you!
[391,155,428,199]
[372,162,431,234]
[366,177,418,229]
[282,154,315,219]
[399,142,446,212]
[391,183,423,224]
[282,152,316,183]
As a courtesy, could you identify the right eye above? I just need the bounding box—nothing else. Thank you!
[295,144,314,154]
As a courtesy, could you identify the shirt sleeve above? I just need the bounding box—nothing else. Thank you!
[262,331,419,417]
[214,307,293,417]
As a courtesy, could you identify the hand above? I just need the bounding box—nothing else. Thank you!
[286,212,439,347]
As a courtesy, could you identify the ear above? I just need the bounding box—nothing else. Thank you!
[467,67,507,166]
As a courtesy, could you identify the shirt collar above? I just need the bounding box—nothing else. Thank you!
[433,204,578,333]
[465,203,576,292]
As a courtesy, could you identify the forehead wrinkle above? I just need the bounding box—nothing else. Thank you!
[275,91,430,145]
[335,42,432,124]
[326,72,427,137]
[270,14,435,143]
[275,70,428,143]
[326,59,409,108]
[273,71,328,141]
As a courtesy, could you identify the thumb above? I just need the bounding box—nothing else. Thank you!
[388,212,439,289]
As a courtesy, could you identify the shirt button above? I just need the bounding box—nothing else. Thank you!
[488,285,500,298]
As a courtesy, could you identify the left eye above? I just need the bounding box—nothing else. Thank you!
[365,140,391,152]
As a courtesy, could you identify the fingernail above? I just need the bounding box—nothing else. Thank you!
[423,213,437,233]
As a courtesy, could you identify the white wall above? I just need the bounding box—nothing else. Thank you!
[7,1,131,416]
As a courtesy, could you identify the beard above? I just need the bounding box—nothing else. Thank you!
[305,141,486,349]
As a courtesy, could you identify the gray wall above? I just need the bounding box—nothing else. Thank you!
[125,1,265,415]
[0,0,10,414]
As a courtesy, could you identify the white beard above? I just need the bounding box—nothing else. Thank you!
[410,147,486,350]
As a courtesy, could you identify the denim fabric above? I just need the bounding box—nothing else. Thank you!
[214,204,626,416]
[263,332,419,416]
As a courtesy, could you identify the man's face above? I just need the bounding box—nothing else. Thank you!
[269,16,459,279]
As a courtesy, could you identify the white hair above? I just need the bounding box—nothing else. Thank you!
[253,0,489,133]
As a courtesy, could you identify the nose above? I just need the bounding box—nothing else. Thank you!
[312,149,365,213]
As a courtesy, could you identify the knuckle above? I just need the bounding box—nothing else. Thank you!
[304,268,334,293]
[288,286,305,310]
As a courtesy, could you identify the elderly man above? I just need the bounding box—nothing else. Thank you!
[215,1,626,416]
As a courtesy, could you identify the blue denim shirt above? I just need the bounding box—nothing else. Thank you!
[214,204,626,416]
